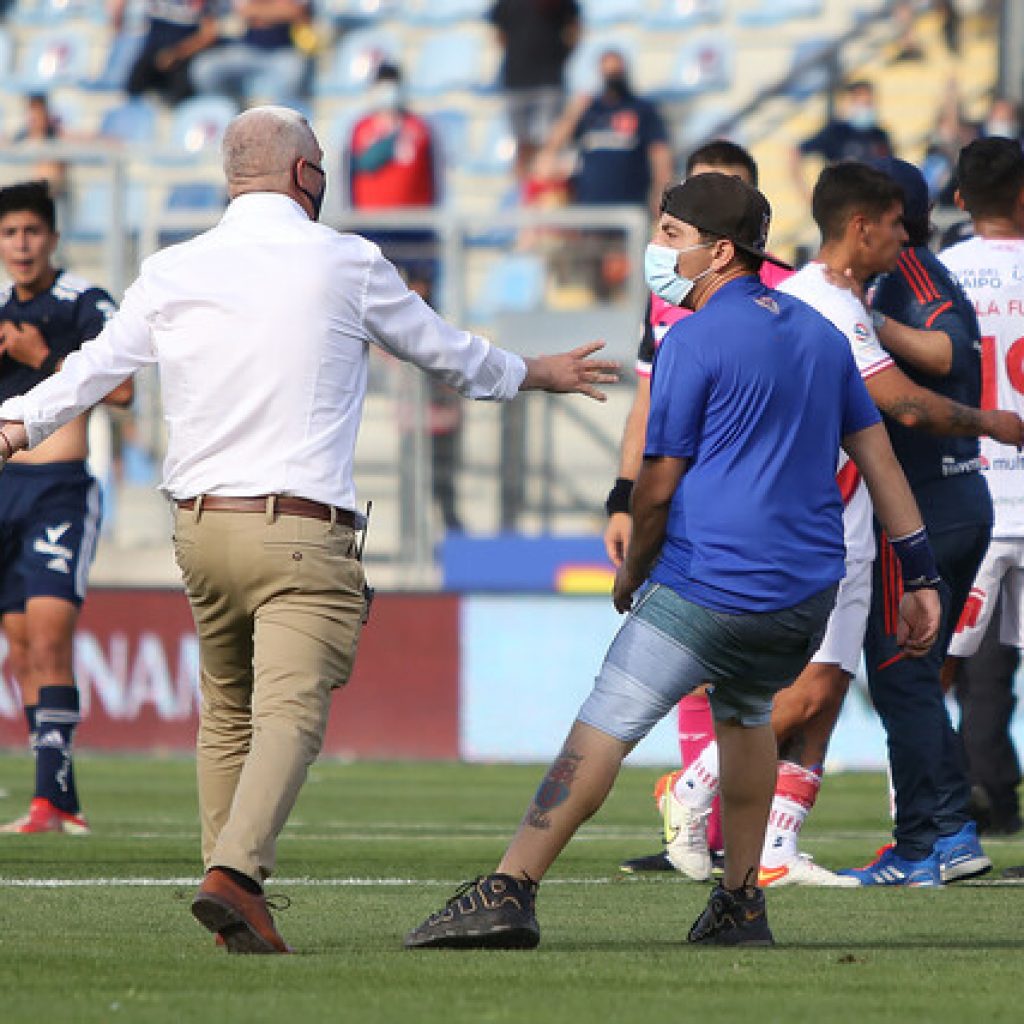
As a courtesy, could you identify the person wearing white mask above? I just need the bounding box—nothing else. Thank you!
[790,80,893,202]
[404,173,941,951]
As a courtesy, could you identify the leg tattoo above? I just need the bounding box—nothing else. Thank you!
[525,750,583,830]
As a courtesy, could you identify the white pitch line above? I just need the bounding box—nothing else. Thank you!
[0,876,616,888]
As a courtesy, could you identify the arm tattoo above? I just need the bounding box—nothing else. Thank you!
[884,396,982,435]
[524,750,583,830]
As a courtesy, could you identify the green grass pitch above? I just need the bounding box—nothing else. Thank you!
[1,753,1023,1023]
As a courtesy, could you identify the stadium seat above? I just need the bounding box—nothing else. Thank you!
[158,181,226,246]
[400,0,490,25]
[462,112,515,176]
[655,36,733,99]
[99,99,158,145]
[314,28,402,96]
[169,96,238,158]
[8,0,104,25]
[739,0,823,27]
[67,181,147,244]
[785,37,833,101]
[0,28,13,88]
[407,31,487,97]
[565,34,639,96]
[581,0,639,28]
[644,0,725,29]
[472,253,546,320]
[13,29,92,91]
[81,31,145,92]
[427,108,470,167]
[323,0,398,26]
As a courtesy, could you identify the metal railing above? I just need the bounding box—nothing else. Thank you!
[0,144,650,585]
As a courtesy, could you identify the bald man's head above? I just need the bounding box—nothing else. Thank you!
[222,106,322,195]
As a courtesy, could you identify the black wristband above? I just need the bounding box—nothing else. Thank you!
[38,348,60,376]
[605,477,634,516]
[890,528,941,591]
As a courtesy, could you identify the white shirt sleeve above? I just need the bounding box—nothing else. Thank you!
[359,246,527,401]
[0,276,156,448]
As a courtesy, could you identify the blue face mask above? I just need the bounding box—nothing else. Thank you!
[847,106,878,131]
[644,242,713,306]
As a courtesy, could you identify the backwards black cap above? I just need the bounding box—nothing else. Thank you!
[660,172,792,270]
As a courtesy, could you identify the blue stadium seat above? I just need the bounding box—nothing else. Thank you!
[314,28,401,96]
[739,0,823,27]
[655,36,733,99]
[158,182,226,245]
[9,0,104,25]
[644,0,724,29]
[67,181,147,244]
[13,29,92,91]
[581,0,638,28]
[0,28,14,88]
[565,35,638,96]
[427,108,470,166]
[170,96,238,158]
[407,31,487,97]
[472,253,546,320]
[785,37,832,100]
[323,0,399,26]
[462,112,515,176]
[82,32,145,92]
[400,0,489,25]
[99,99,158,145]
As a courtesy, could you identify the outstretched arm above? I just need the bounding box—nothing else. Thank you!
[867,364,1024,445]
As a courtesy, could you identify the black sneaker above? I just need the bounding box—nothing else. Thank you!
[619,850,677,874]
[687,884,774,946]
[710,850,725,879]
[404,873,540,950]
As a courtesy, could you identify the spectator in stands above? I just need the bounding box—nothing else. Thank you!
[346,62,463,532]
[489,0,580,186]
[790,80,893,200]
[540,49,672,216]
[189,0,312,107]
[537,49,672,298]
[11,95,67,203]
[922,79,979,206]
[981,96,1024,146]
[111,0,219,106]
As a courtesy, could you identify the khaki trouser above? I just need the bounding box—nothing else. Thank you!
[173,500,365,882]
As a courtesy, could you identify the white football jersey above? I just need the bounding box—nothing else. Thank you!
[941,237,1024,538]
[778,263,894,563]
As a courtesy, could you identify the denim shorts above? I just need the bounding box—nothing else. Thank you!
[577,582,838,739]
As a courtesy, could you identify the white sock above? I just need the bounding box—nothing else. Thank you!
[671,740,719,811]
[760,762,821,869]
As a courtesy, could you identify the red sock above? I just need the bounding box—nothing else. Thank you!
[677,693,722,851]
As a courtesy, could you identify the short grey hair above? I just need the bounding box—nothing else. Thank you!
[222,106,318,184]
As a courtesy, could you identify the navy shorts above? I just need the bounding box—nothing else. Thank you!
[0,460,102,614]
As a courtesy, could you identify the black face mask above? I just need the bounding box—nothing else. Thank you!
[602,72,632,102]
[294,161,326,221]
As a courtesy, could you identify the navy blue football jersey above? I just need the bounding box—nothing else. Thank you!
[872,246,993,535]
[0,270,116,404]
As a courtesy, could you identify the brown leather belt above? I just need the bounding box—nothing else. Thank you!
[176,495,357,527]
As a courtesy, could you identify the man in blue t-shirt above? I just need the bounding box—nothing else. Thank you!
[406,174,942,952]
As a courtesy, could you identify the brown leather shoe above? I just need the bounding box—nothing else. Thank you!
[191,867,293,954]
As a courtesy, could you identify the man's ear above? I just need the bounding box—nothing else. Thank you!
[953,188,965,212]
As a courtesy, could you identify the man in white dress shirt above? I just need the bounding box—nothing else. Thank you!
[0,106,617,955]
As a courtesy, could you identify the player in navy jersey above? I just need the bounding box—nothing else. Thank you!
[0,181,132,835]
[841,158,996,884]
